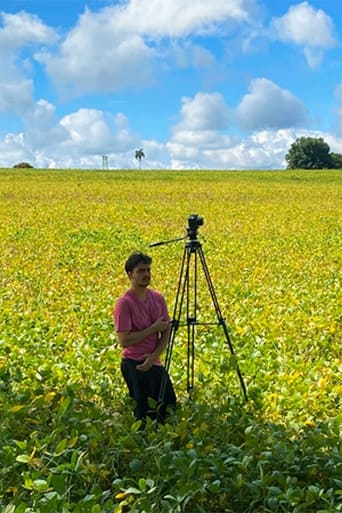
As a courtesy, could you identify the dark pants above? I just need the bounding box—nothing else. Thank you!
[121,358,176,421]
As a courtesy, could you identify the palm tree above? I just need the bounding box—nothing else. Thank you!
[135,148,145,169]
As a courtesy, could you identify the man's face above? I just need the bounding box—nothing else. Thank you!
[128,263,151,288]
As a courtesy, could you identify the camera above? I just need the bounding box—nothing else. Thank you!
[188,214,204,231]
[187,214,204,240]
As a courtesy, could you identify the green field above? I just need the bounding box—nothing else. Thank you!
[0,168,341,513]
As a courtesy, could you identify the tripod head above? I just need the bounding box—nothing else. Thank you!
[149,214,204,247]
[187,214,204,241]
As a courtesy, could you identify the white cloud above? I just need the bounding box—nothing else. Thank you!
[168,89,282,169]
[175,92,231,131]
[0,12,58,117]
[168,127,338,170]
[112,113,141,151]
[237,78,308,131]
[170,42,216,69]
[0,132,32,166]
[168,128,238,164]
[37,27,156,96]
[0,82,315,170]
[303,48,324,69]
[118,0,256,37]
[271,1,337,68]
[167,133,238,169]
[0,103,142,169]
[171,129,238,148]
[0,11,58,51]
[60,109,113,151]
[1,104,341,170]
[60,108,139,154]
[36,0,259,96]
[0,79,33,114]
[167,87,321,169]
[22,100,68,147]
[139,140,169,169]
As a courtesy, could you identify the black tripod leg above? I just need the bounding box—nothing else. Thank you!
[158,246,188,404]
[186,247,196,396]
[197,246,248,401]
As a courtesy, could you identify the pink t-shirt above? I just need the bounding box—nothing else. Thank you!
[114,288,170,363]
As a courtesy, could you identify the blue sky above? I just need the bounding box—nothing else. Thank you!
[0,0,341,169]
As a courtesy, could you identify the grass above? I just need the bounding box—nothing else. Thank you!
[0,168,341,512]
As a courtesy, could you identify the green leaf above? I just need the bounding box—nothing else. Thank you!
[207,480,221,492]
[138,478,146,490]
[124,487,142,495]
[16,454,30,463]
[14,440,27,450]
[33,479,49,492]
[2,505,15,513]
[50,474,69,495]
[55,438,67,455]
[130,420,142,432]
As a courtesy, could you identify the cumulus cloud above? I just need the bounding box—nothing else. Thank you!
[0,11,58,51]
[37,26,156,96]
[22,100,68,147]
[167,86,317,169]
[1,99,340,170]
[168,91,233,167]
[271,1,337,68]
[60,109,140,154]
[0,101,143,169]
[36,0,259,96]
[168,90,265,169]
[175,92,231,131]
[167,129,289,170]
[118,0,256,37]
[237,78,308,131]
[61,109,118,152]
[0,132,32,166]
[168,126,337,171]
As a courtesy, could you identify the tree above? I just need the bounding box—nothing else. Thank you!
[135,148,145,169]
[330,152,342,169]
[13,162,34,168]
[285,137,332,169]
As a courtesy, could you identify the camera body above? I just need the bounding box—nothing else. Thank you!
[187,214,204,240]
[188,214,204,231]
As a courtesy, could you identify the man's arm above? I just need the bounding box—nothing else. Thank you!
[136,323,172,371]
[117,317,170,348]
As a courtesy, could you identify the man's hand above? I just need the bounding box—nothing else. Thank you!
[152,317,170,333]
[136,353,156,372]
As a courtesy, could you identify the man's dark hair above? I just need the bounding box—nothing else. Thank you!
[125,252,152,274]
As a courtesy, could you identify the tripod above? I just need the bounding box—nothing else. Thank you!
[150,215,248,404]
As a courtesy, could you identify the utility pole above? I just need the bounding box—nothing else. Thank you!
[102,155,108,170]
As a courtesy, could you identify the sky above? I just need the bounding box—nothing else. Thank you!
[0,0,342,170]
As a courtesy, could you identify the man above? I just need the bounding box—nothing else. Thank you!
[114,252,176,422]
